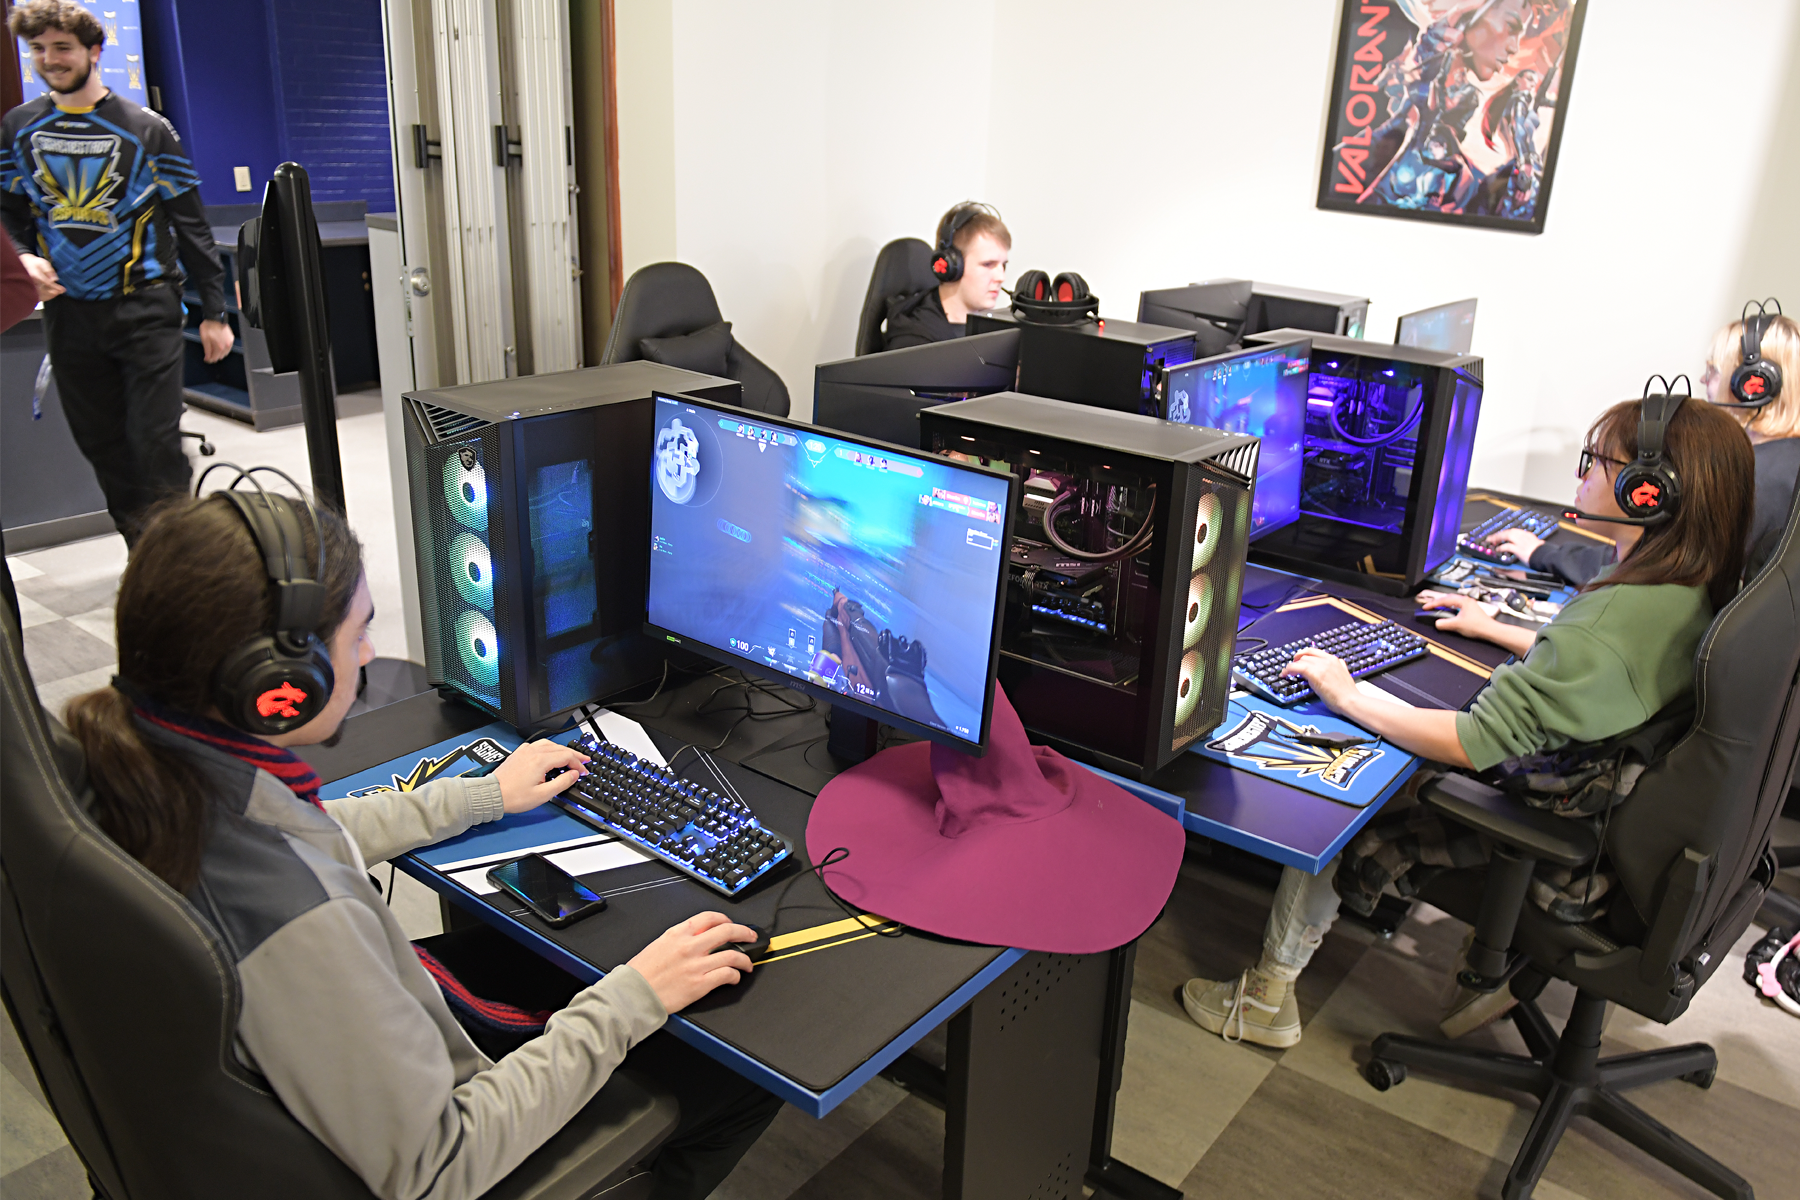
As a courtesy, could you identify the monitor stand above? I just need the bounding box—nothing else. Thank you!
[826,705,879,765]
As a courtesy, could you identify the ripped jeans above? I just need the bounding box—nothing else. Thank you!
[1263,859,1345,977]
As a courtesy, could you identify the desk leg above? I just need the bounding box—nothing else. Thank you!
[1086,943,1183,1200]
[944,951,1108,1200]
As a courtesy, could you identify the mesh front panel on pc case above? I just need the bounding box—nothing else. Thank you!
[645,395,1015,753]
[405,362,742,731]
[920,393,1259,779]
[1160,340,1310,542]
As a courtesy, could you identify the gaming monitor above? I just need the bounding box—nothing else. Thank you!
[1159,339,1310,542]
[1396,298,1478,355]
[645,394,1017,754]
[813,330,1020,448]
[1137,280,1253,357]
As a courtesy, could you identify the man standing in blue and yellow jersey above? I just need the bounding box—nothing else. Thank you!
[3,0,232,545]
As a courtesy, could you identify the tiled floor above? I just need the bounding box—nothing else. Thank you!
[6,404,1800,1198]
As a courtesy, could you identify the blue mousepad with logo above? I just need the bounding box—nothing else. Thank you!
[1193,696,1415,808]
[317,723,599,867]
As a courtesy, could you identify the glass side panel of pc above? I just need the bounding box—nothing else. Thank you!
[1161,340,1308,541]
[1395,299,1477,355]
[1302,351,1444,534]
[645,394,1014,753]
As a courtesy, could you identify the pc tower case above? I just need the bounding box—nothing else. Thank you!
[968,310,1197,416]
[1244,284,1370,340]
[921,393,1258,780]
[404,361,740,731]
[1242,330,1483,595]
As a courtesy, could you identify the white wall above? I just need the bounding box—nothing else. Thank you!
[619,0,1800,500]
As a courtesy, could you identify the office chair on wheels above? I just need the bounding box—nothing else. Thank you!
[602,262,789,417]
[854,237,937,356]
[0,606,678,1199]
[1359,488,1800,1200]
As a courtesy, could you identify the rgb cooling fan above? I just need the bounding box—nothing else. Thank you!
[444,452,488,531]
[449,531,494,610]
[1192,492,1221,571]
[453,610,501,690]
[1182,574,1215,651]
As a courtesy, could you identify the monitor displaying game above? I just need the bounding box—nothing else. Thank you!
[645,394,1015,753]
[1161,339,1309,541]
[1396,298,1478,355]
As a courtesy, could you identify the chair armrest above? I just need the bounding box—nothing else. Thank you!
[1419,773,1599,868]
[482,1069,680,1200]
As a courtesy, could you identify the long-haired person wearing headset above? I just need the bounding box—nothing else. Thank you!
[64,470,780,1200]
[882,201,1011,350]
[1181,393,1754,1050]
[1489,300,1798,585]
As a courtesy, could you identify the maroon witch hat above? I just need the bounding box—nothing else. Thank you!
[805,687,1184,954]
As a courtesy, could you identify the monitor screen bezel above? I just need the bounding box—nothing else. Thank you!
[642,391,1020,757]
[1160,337,1311,542]
[1394,298,1478,355]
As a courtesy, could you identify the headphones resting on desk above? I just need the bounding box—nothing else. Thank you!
[1563,376,1685,526]
[1722,298,1784,408]
[197,463,336,735]
[930,201,1003,285]
[1010,269,1099,325]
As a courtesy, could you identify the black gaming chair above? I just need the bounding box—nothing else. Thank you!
[1361,485,1800,1200]
[0,609,678,1198]
[854,238,937,356]
[601,262,789,417]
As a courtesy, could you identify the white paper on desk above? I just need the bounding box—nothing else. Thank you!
[450,839,652,895]
[1355,680,1415,708]
[589,707,668,767]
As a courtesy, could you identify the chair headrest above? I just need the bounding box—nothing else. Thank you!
[603,262,726,364]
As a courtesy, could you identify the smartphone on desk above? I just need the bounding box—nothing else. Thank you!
[487,853,607,928]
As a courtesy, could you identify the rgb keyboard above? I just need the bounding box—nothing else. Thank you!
[553,734,793,897]
[1233,619,1430,706]
[1457,506,1564,564]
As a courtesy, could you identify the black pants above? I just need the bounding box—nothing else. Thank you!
[40,286,191,544]
[420,926,782,1200]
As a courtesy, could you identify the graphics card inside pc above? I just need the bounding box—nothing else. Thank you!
[920,392,1257,779]
[1242,330,1482,594]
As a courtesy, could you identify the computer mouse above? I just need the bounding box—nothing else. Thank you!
[713,924,771,963]
[1414,608,1452,624]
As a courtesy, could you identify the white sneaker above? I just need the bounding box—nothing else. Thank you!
[1183,968,1302,1048]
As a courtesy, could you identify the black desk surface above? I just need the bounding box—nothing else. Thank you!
[299,693,1019,1116]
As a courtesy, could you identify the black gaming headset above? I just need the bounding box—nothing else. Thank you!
[1721,298,1784,408]
[1565,376,1686,526]
[1010,269,1098,325]
[197,463,336,735]
[930,201,1001,285]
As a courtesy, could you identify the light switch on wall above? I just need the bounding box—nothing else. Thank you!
[233,166,252,192]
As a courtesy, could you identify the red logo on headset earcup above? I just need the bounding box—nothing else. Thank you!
[1743,374,1766,397]
[1629,481,1662,509]
[256,681,311,720]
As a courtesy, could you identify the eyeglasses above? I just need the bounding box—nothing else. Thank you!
[1577,447,1631,478]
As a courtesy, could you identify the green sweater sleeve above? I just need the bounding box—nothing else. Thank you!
[1454,582,1710,771]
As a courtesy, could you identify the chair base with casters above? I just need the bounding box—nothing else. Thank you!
[181,428,216,456]
[1353,769,1773,1200]
[1363,965,1747,1200]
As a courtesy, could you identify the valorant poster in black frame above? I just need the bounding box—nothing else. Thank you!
[1316,0,1587,235]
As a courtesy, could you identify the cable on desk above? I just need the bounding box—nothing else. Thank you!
[769,846,904,941]
[1234,635,1268,654]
